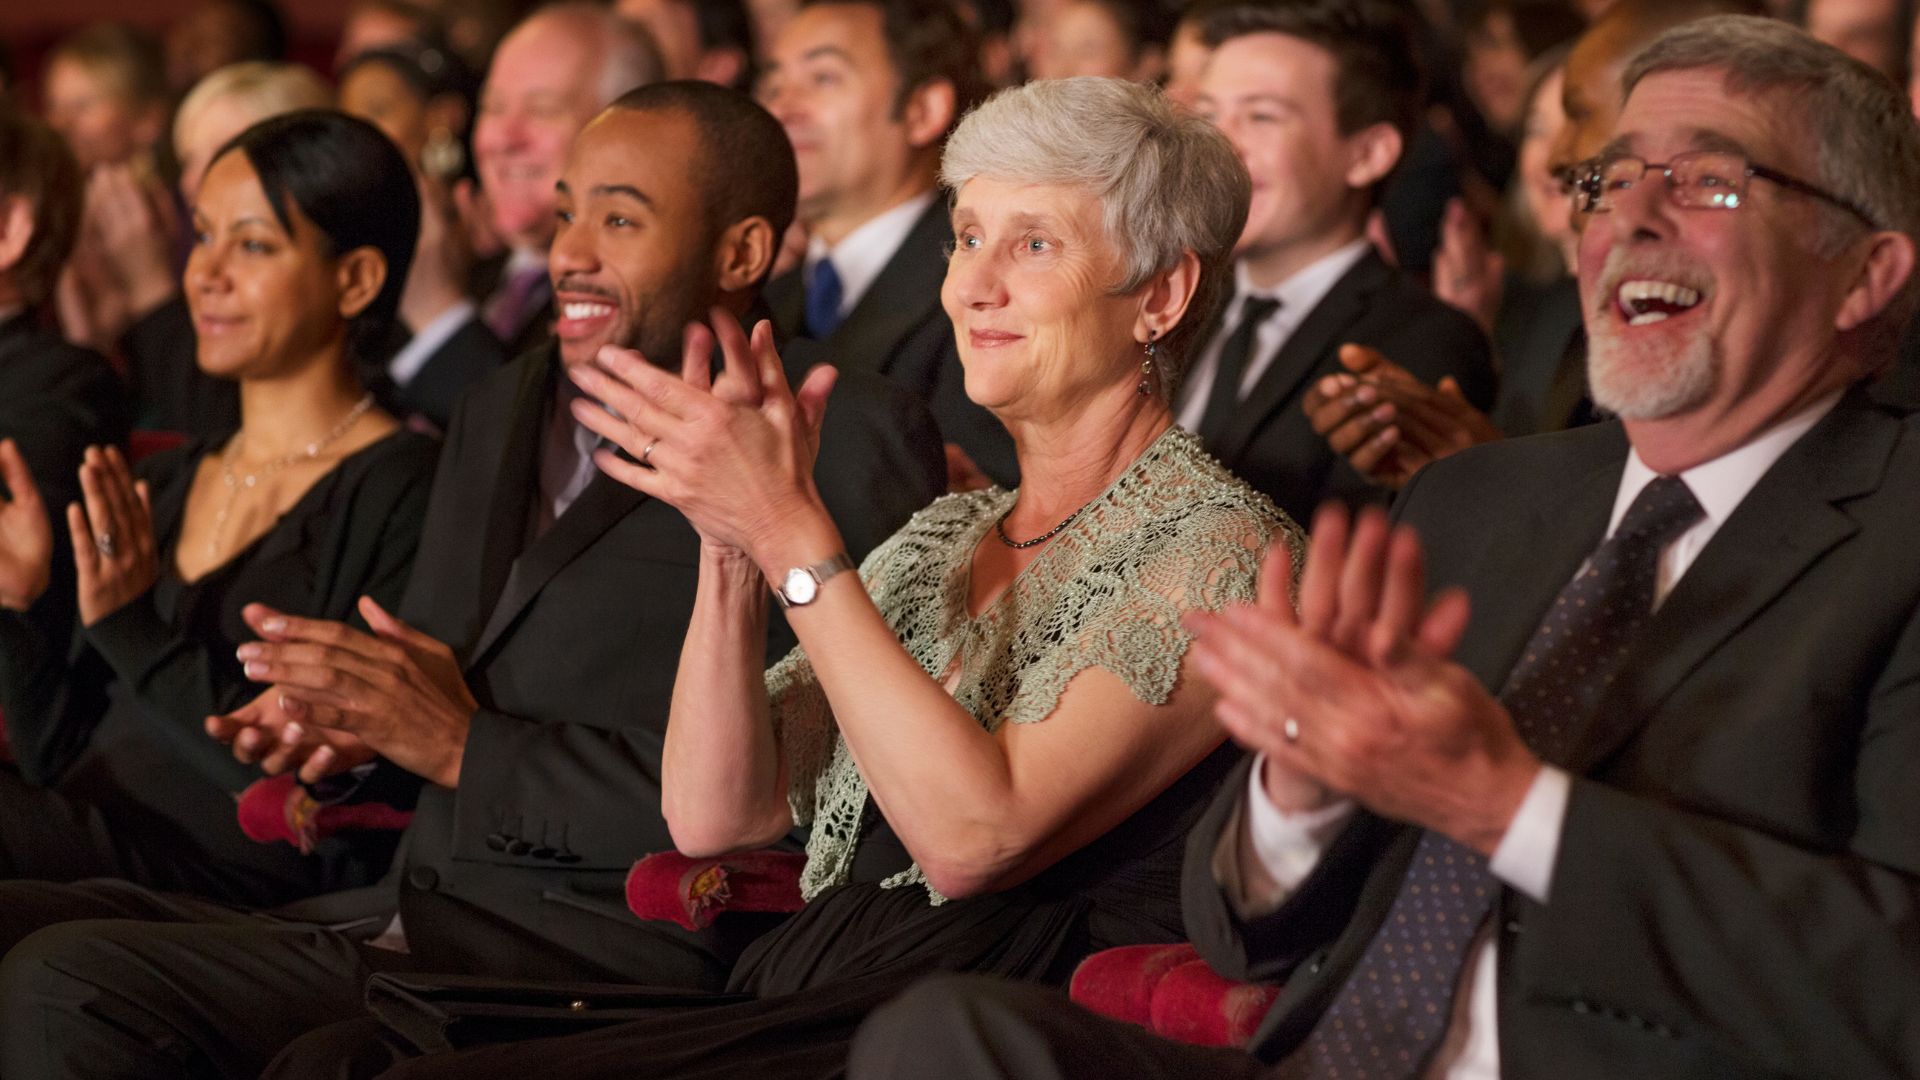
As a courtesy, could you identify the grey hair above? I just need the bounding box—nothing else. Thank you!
[1624,16,1920,252]
[940,76,1250,396]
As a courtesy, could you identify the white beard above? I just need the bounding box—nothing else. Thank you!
[1587,317,1719,420]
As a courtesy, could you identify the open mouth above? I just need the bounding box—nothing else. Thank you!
[1615,279,1704,327]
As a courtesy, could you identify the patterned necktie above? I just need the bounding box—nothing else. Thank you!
[484,264,549,343]
[1284,475,1705,1079]
[1198,296,1281,443]
[805,256,845,339]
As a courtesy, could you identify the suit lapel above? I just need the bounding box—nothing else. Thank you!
[1213,254,1390,464]
[826,200,952,377]
[1567,392,1894,774]
[472,351,554,654]
[1451,436,1625,694]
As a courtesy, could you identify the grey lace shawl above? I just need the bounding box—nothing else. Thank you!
[766,427,1299,904]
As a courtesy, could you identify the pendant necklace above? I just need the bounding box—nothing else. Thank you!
[209,393,375,561]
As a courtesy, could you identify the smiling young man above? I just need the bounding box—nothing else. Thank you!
[1180,0,1494,526]
[0,82,944,1080]
[851,16,1920,1080]
[759,0,1014,487]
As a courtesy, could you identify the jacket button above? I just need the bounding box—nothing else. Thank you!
[485,833,508,852]
[569,999,589,1012]
[506,839,534,856]
[1504,919,1523,935]
[1571,1000,1592,1015]
[408,867,440,891]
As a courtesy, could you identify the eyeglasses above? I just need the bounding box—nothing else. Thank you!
[1571,150,1880,231]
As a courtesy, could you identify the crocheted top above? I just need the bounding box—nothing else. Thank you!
[767,426,1300,904]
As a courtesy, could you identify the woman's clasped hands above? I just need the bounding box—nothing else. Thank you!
[566,309,839,567]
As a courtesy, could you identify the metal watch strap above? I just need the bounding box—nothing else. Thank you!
[773,552,855,608]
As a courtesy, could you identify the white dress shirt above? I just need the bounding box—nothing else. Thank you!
[1175,240,1373,432]
[1237,389,1843,1078]
[387,300,478,387]
[803,191,937,319]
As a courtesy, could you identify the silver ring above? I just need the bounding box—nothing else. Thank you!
[1282,716,1301,743]
[640,439,659,466]
[95,533,116,558]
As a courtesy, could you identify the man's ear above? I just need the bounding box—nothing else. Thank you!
[714,215,777,294]
[1133,248,1201,346]
[1836,229,1917,335]
[1342,121,1403,193]
[900,78,958,151]
[335,246,389,321]
[694,47,749,90]
[0,195,35,277]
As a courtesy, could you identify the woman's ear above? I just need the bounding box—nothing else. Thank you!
[1134,249,1202,345]
[714,215,777,294]
[334,246,389,321]
[901,78,959,151]
[1342,121,1403,193]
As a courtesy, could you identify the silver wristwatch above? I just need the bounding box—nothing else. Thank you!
[772,552,855,608]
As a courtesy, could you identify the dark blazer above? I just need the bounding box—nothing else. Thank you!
[1489,274,1593,438]
[388,314,511,432]
[282,340,945,987]
[0,312,130,718]
[1192,251,1496,525]
[767,198,1018,487]
[1183,388,1920,1079]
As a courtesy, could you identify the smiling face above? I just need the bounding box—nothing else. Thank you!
[1577,68,1868,437]
[473,16,609,252]
[185,152,357,380]
[1196,32,1375,286]
[941,177,1146,423]
[549,108,718,371]
[44,57,157,171]
[759,4,921,236]
[1031,2,1139,81]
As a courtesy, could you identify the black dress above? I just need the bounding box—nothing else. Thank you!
[0,430,438,906]
[372,746,1239,1080]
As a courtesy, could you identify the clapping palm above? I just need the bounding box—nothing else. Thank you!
[0,439,53,612]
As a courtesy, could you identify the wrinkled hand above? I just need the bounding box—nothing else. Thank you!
[206,685,377,784]
[1432,198,1504,338]
[567,308,839,568]
[68,446,158,627]
[235,597,477,788]
[0,439,53,611]
[1302,345,1503,489]
[1187,504,1539,855]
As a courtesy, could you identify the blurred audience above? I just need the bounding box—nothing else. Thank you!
[0,110,435,907]
[1798,0,1912,82]
[1183,0,1494,524]
[760,0,1012,487]
[333,0,439,73]
[0,105,131,725]
[1460,0,1585,136]
[337,38,478,184]
[40,22,170,175]
[616,0,757,89]
[1026,0,1170,81]
[163,0,289,94]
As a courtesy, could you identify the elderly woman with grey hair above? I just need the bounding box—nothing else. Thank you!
[286,76,1302,1080]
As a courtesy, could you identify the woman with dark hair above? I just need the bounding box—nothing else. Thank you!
[337,38,478,186]
[0,110,439,907]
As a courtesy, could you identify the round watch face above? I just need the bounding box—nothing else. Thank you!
[782,567,819,605]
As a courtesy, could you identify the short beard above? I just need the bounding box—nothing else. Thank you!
[1586,321,1718,420]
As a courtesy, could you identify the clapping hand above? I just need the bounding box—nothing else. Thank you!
[0,439,53,612]
[1302,345,1504,490]
[68,446,158,627]
[230,597,477,788]
[566,308,838,567]
[206,685,378,783]
[1186,504,1539,855]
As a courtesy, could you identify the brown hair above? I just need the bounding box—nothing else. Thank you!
[1201,0,1424,145]
[48,21,170,107]
[802,0,987,133]
[0,105,84,306]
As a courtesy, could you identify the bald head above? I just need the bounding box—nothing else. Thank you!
[1551,0,1766,174]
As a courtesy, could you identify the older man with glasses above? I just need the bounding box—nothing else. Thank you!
[849,16,1920,1080]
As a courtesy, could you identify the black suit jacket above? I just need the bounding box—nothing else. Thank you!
[1191,251,1495,525]
[284,340,945,986]
[388,314,511,432]
[767,199,1019,486]
[1184,389,1920,1079]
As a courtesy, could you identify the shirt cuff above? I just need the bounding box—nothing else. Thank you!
[1488,764,1571,903]
[1245,753,1356,892]
[390,301,478,386]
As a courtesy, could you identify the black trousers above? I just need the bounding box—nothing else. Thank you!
[0,879,410,1079]
[847,975,1265,1080]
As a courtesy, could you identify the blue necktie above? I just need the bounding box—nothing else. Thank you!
[805,257,844,338]
[1282,475,1705,1079]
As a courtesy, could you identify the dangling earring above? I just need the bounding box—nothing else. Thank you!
[1138,335,1158,396]
[422,127,467,182]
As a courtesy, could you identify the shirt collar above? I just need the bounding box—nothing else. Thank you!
[1608,389,1844,537]
[805,190,938,313]
[1230,238,1371,320]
